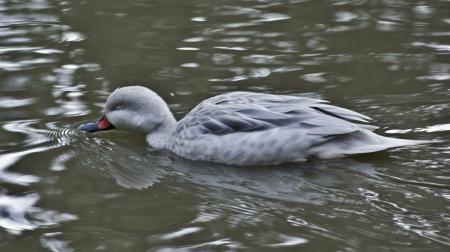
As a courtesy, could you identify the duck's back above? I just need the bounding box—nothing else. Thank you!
[168,92,419,165]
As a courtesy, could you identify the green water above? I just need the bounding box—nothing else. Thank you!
[0,0,449,251]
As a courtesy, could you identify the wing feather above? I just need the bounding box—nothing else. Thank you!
[175,92,375,138]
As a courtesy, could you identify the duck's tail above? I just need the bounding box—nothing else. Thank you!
[309,130,432,159]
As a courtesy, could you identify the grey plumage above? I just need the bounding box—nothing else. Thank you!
[167,91,421,165]
[81,86,426,166]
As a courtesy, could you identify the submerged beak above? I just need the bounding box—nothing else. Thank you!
[79,116,115,133]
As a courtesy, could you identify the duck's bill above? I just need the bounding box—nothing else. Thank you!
[79,116,115,133]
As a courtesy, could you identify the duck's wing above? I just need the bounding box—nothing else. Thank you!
[175,92,377,138]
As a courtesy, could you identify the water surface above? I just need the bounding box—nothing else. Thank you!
[0,0,449,251]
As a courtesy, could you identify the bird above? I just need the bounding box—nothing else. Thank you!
[80,86,426,166]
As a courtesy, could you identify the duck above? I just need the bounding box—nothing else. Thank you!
[80,86,425,166]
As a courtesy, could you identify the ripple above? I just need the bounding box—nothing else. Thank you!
[359,187,409,213]
[180,62,199,68]
[380,173,450,189]
[385,123,450,134]
[214,46,246,51]
[222,22,257,29]
[0,120,78,185]
[34,48,63,54]
[183,37,205,43]
[287,215,331,234]
[0,46,40,54]
[267,234,308,247]
[0,97,34,108]
[376,20,402,32]
[219,37,250,43]
[191,17,206,22]
[411,42,450,52]
[41,232,74,252]
[208,67,272,82]
[212,53,234,65]
[50,152,76,172]
[256,13,290,22]
[0,13,58,26]
[335,11,358,22]
[2,120,52,147]
[242,54,282,64]
[176,47,200,51]
[0,193,77,235]
[418,124,450,133]
[0,147,44,185]
[160,227,202,240]
[413,5,434,18]
[45,81,88,116]
[393,213,450,246]
[155,239,241,251]
[301,72,327,83]
[218,6,260,16]
[0,57,56,71]
[61,31,86,42]
[0,193,40,234]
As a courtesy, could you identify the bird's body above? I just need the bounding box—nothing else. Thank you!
[80,86,424,166]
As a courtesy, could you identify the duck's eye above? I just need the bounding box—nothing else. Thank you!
[108,99,124,111]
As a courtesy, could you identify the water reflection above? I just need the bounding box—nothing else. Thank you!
[0,193,77,235]
[82,132,378,202]
[40,232,75,252]
[72,129,449,247]
[0,0,90,243]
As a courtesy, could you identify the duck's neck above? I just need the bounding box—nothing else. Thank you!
[146,113,177,149]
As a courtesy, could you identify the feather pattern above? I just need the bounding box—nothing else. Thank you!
[81,86,426,166]
[175,91,371,137]
[165,91,421,165]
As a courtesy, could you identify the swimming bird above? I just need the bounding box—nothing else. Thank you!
[80,86,424,166]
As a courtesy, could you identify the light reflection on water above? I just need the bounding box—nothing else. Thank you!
[0,0,449,251]
[0,193,77,235]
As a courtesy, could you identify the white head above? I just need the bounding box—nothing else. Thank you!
[80,86,176,134]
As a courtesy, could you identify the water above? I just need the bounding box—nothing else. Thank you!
[0,0,449,251]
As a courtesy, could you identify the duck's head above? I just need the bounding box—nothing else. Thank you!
[80,86,175,134]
